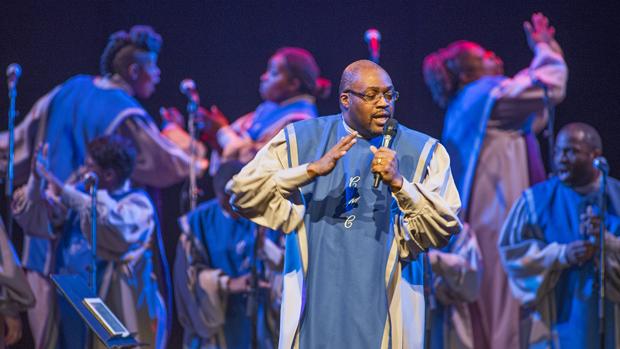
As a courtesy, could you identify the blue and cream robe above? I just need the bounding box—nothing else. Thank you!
[230,114,461,349]
[13,180,168,349]
[174,199,279,349]
[500,177,620,348]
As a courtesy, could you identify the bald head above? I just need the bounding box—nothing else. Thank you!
[338,60,395,138]
[339,60,389,94]
[558,122,602,152]
[554,122,603,187]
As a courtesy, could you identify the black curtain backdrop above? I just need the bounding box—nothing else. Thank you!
[1,1,619,347]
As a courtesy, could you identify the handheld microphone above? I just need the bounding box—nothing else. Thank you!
[364,29,381,64]
[6,63,22,90]
[373,118,398,188]
[83,172,99,189]
[594,156,609,175]
[179,79,200,104]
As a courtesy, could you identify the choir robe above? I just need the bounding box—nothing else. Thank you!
[229,115,461,348]
[13,177,168,349]
[499,176,620,348]
[0,217,35,349]
[441,42,567,349]
[174,199,283,349]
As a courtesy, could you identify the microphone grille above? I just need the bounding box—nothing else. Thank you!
[6,63,22,78]
[364,29,381,42]
[179,79,196,94]
[384,118,398,137]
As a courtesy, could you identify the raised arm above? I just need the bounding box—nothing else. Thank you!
[491,13,568,126]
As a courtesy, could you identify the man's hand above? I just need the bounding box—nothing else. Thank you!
[307,132,357,178]
[31,142,48,181]
[227,274,251,294]
[370,145,403,192]
[160,106,185,127]
[227,274,271,294]
[198,105,229,134]
[33,143,63,194]
[3,314,23,346]
[523,12,563,56]
[566,240,595,266]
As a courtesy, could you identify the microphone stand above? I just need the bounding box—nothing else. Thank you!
[89,180,99,295]
[246,226,261,349]
[186,97,198,211]
[597,169,608,348]
[5,77,18,239]
[542,84,556,175]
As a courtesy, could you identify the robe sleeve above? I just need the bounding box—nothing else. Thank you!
[118,117,206,188]
[173,217,227,340]
[490,42,568,129]
[0,218,35,316]
[230,132,461,254]
[498,192,571,307]
[228,130,310,233]
[11,176,58,239]
[60,185,155,261]
[391,143,462,259]
[430,224,482,304]
[0,87,60,188]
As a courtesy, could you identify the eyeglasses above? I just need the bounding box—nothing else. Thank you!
[344,89,399,103]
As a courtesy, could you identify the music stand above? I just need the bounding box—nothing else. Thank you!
[51,274,145,348]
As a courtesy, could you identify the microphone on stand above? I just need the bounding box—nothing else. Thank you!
[364,29,381,64]
[592,155,610,346]
[5,63,22,239]
[594,156,609,175]
[179,79,200,105]
[179,79,201,211]
[82,170,99,293]
[6,63,22,90]
[83,171,99,190]
[373,118,398,188]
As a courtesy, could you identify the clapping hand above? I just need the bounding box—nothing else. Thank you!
[32,142,63,195]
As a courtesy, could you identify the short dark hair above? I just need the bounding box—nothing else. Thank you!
[100,25,162,76]
[559,122,603,152]
[87,135,137,182]
[275,47,331,99]
[212,161,245,196]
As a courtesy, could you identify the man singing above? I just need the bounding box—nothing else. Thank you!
[500,123,620,348]
[229,60,461,348]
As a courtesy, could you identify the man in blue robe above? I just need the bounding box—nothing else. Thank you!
[174,161,281,349]
[500,123,620,348]
[229,60,461,348]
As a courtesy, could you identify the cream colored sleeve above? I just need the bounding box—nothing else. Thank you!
[498,193,570,307]
[392,143,462,259]
[60,186,156,261]
[119,117,205,188]
[490,42,568,126]
[228,130,312,234]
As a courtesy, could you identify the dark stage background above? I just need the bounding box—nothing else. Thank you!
[1,1,619,348]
